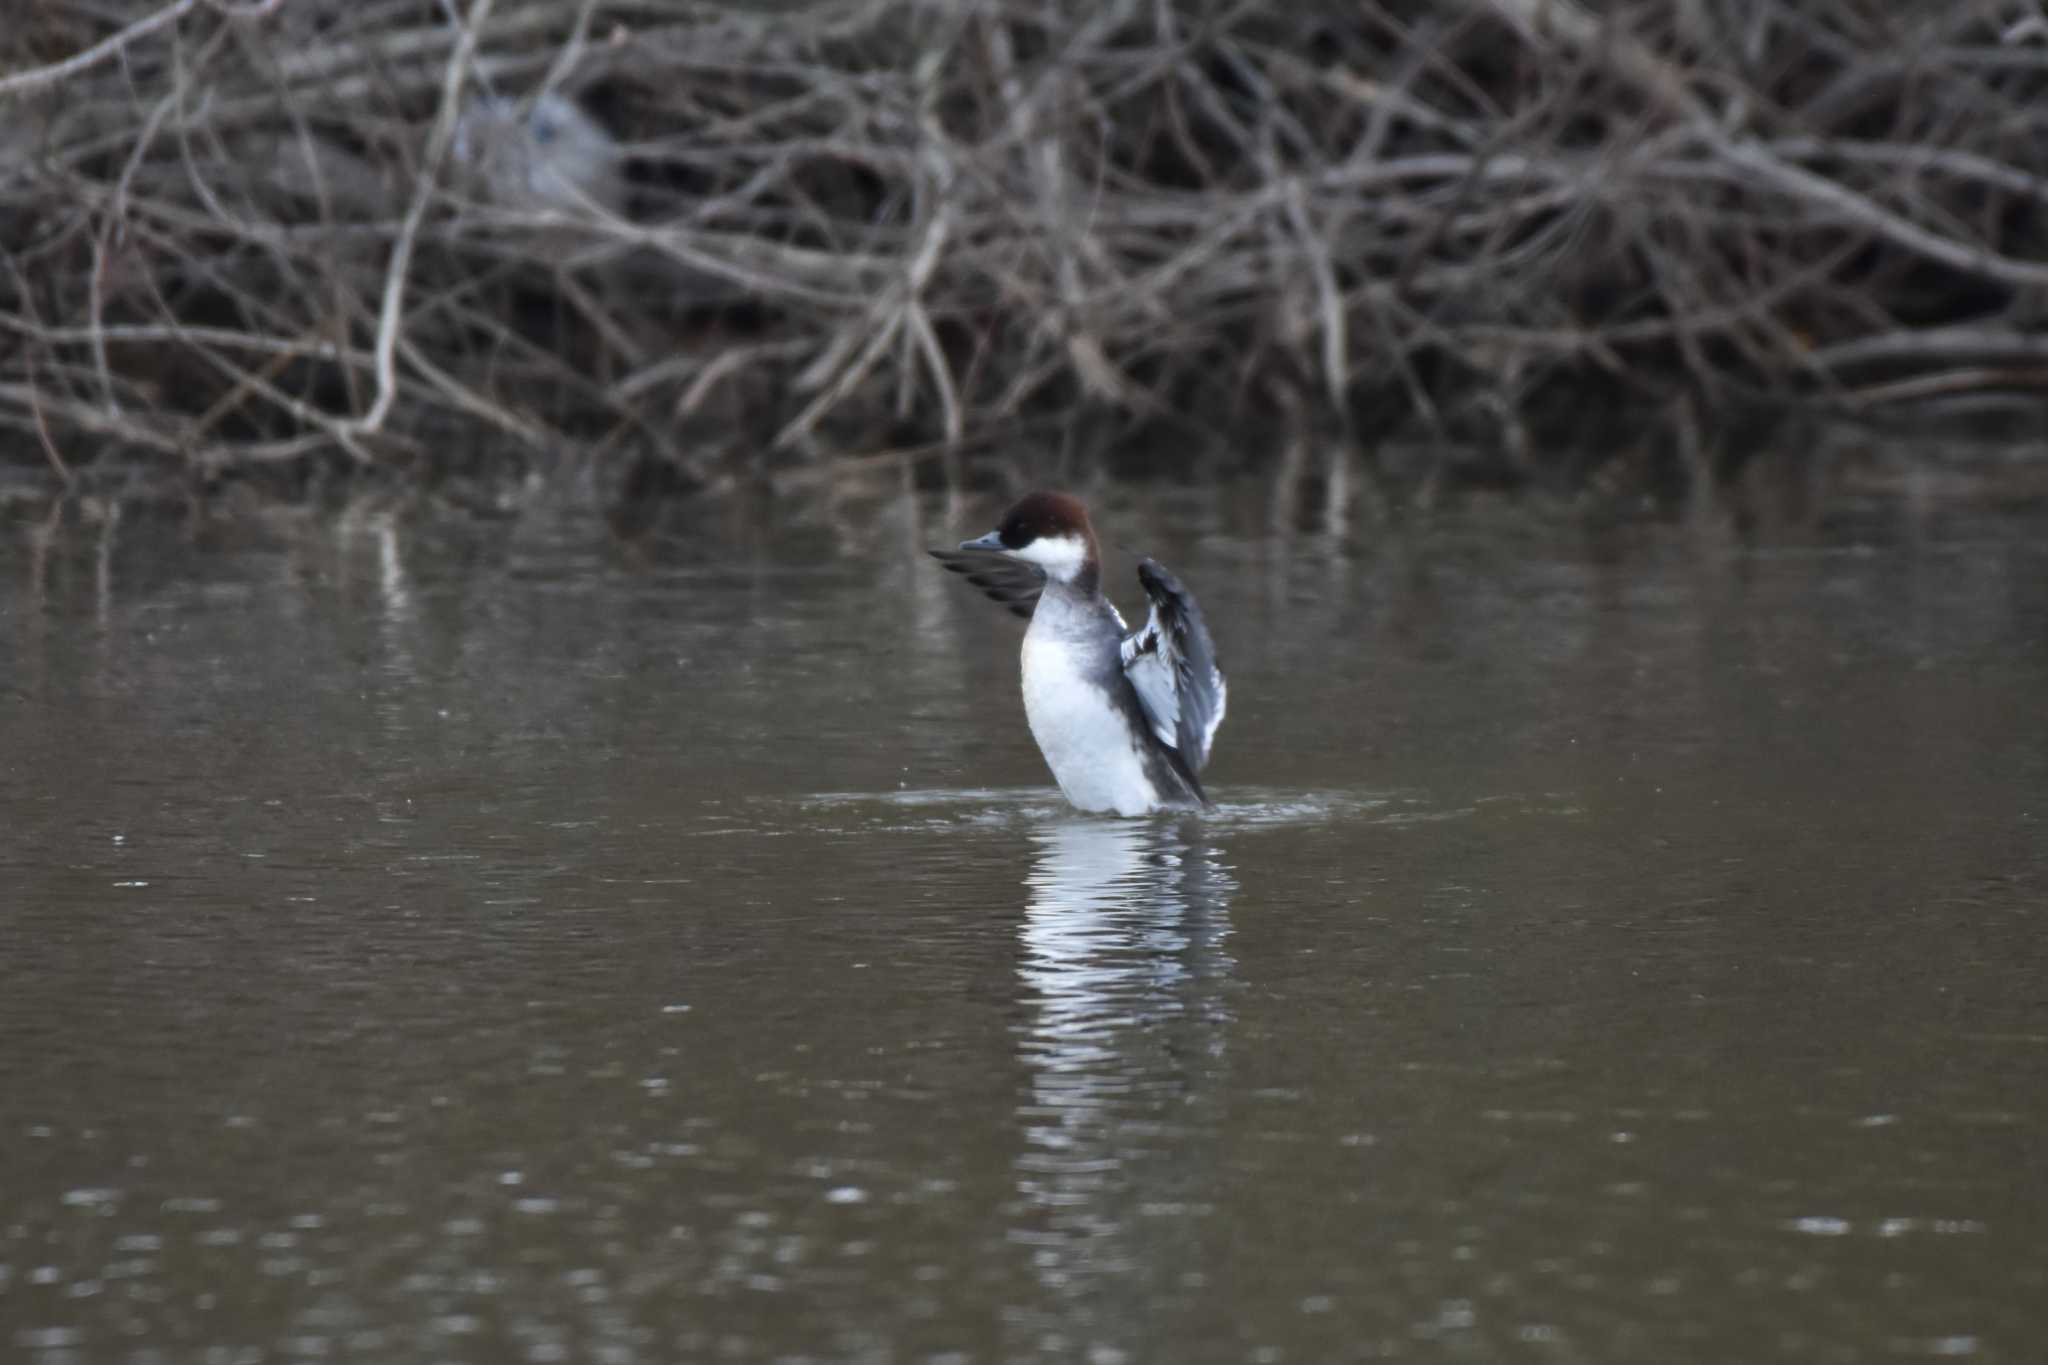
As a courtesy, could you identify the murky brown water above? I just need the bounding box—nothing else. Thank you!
[3,477,2046,1363]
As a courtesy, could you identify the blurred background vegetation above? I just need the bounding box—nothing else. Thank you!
[3,0,2047,513]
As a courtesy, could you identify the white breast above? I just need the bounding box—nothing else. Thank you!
[1020,629,1160,817]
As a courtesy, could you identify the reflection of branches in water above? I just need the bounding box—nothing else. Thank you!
[1013,819,1234,1335]
[6,1,2048,489]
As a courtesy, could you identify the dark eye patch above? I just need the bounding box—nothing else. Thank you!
[998,509,1036,548]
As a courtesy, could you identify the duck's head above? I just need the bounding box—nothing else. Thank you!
[958,491,1098,585]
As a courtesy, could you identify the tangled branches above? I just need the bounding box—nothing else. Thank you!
[3,0,2048,495]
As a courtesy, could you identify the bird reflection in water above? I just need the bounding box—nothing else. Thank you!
[1012,818,1237,1340]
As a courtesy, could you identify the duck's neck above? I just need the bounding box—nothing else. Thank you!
[1043,560,1101,600]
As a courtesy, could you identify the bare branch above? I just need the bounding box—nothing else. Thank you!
[0,0,200,101]
[341,0,498,442]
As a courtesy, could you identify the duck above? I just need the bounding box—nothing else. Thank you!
[932,492,1226,816]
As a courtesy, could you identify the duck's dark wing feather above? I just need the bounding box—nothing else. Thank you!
[928,549,1044,620]
[1120,557,1227,773]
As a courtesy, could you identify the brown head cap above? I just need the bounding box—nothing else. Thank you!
[995,491,1095,554]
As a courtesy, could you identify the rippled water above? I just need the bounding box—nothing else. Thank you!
[2,479,2045,1362]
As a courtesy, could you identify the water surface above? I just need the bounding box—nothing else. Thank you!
[2,479,2045,1362]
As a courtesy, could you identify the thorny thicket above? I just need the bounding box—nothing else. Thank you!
[4,0,2048,497]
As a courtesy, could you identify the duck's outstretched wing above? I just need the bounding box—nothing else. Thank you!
[928,549,1044,620]
[1119,558,1227,773]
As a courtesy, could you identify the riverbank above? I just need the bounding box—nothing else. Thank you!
[4,1,2047,507]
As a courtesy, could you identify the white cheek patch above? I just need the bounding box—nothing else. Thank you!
[1011,534,1087,582]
